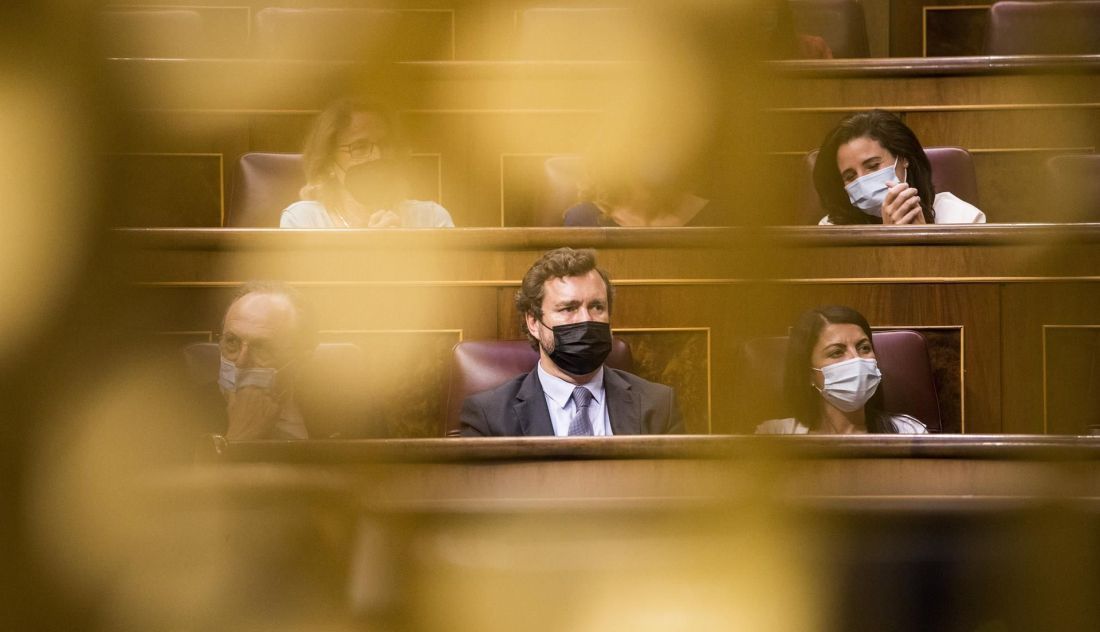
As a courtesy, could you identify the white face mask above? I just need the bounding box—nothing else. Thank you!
[844,158,905,217]
[218,356,279,395]
[813,357,882,412]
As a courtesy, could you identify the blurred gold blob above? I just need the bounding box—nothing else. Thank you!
[410,507,824,632]
[0,73,92,359]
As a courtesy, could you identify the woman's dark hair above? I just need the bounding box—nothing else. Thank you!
[812,110,936,225]
[783,305,895,433]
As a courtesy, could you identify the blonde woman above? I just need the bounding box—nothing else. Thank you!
[281,98,453,228]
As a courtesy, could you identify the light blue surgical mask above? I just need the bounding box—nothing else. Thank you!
[813,357,882,412]
[844,159,906,217]
[218,356,279,394]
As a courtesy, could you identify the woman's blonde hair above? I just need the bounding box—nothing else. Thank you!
[299,98,406,212]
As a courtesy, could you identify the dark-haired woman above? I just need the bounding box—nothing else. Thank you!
[813,110,985,225]
[755,305,928,434]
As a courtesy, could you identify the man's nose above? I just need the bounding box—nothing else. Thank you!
[235,341,255,368]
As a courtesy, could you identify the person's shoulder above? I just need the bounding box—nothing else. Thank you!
[280,200,331,228]
[605,367,672,394]
[933,192,986,224]
[755,418,808,434]
[563,202,604,226]
[400,199,455,228]
[888,413,929,434]
[465,370,532,405]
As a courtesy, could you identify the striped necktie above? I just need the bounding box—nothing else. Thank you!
[567,386,594,436]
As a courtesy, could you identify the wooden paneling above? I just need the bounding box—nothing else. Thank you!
[109,153,224,227]
[893,0,989,57]
[923,5,989,57]
[1002,282,1100,433]
[1044,327,1100,434]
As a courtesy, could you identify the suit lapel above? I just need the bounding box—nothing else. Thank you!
[513,369,555,436]
[605,369,640,435]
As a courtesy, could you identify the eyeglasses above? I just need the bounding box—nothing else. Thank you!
[338,139,382,161]
[217,332,291,367]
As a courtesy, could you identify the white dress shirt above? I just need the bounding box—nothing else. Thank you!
[536,362,613,436]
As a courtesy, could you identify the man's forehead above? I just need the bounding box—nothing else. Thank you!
[543,271,607,301]
[225,292,298,335]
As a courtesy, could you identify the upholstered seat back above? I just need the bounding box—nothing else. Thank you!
[736,330,943,432]
[801,146,979,223]
[535,155,587,226]
[986,1,1100,55]
[226,153,306,227]
[444,338,633,436]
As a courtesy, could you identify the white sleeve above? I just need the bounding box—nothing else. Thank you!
[279,201,333,228]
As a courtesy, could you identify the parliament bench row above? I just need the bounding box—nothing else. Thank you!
[122,226,1100,435]
[181,328,944,438]
[215,148,1100,227]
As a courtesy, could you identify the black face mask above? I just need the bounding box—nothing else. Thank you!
[541,320,612,376]
[345,159,407,210]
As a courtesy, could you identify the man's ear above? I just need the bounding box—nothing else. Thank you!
[525,312,540,340]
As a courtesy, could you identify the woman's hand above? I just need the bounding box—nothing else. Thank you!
[881,181,926,225]
[367,209,402,228]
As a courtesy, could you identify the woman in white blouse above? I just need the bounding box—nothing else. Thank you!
[756,305,928,435]
[280,98,453,228]
[813,110,985,226]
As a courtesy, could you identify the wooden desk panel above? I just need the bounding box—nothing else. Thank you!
[200,435,1100,499]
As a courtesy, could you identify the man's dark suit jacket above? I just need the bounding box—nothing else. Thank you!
[459,366,684,436]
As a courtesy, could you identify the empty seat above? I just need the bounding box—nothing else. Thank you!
[801,146,979,224]
[443,338,633,437]
[537,155,587,226]
[98,9,206,58]
[226,153,305,227]
[253,8,444,61]
[788,0,871,58]
[986,1,1100,55]
[736,330,943,433]
[1046,154,1100,222]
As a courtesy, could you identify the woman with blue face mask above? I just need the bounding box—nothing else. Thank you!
[755,305,928,434]
[812,110,985,225]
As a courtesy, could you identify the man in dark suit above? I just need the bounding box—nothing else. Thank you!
[460,247,683,436]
